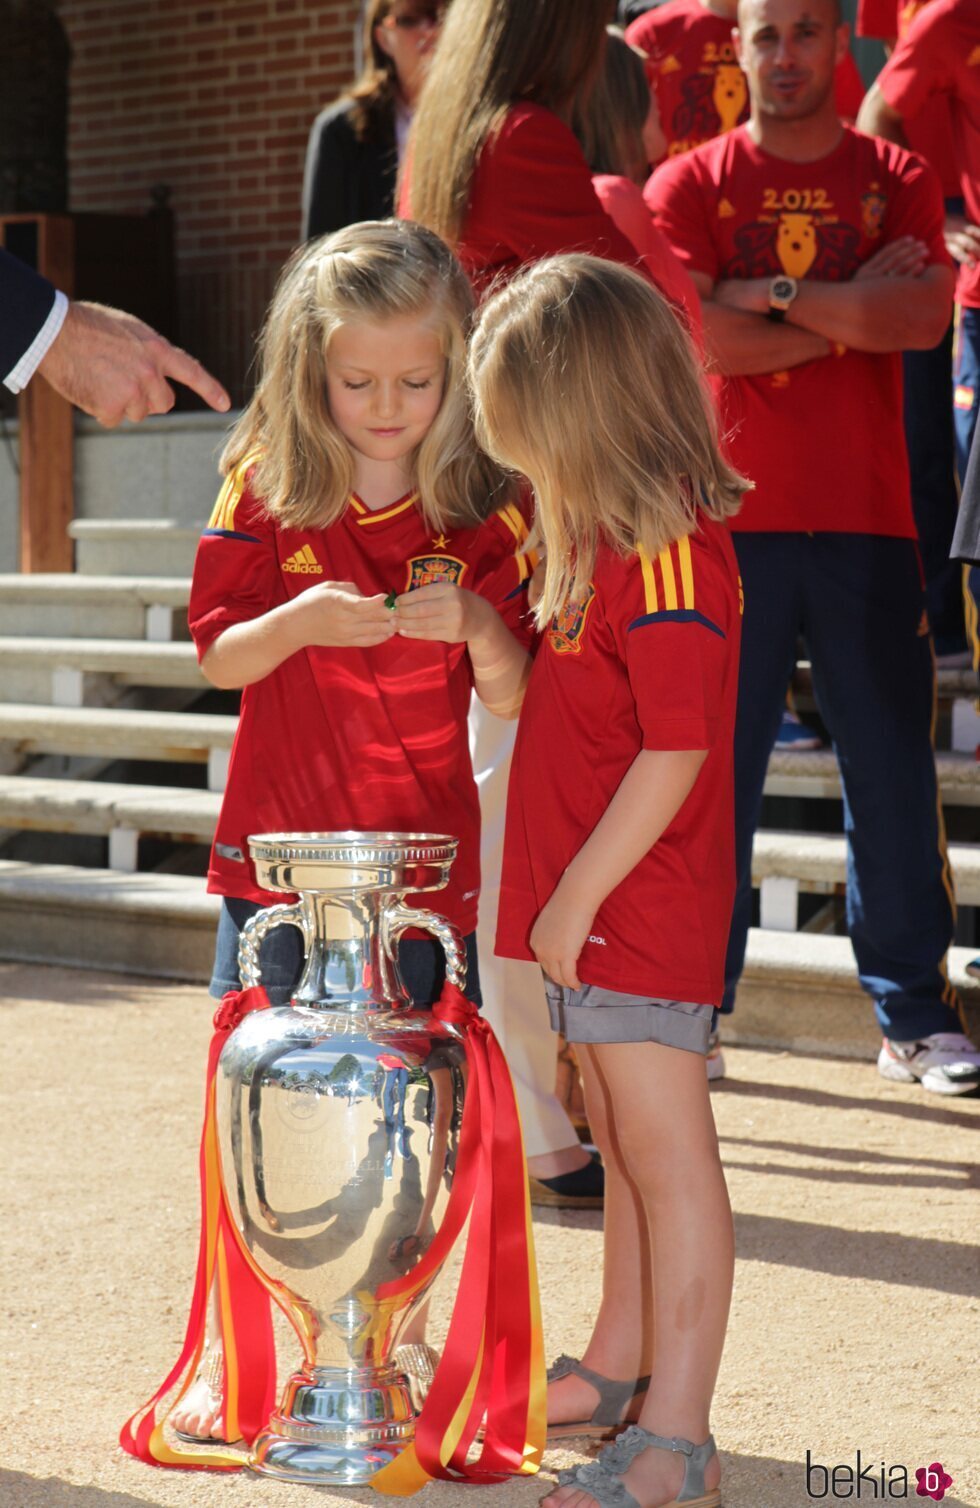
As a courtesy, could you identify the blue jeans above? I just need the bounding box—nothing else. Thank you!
[723,532,963,1040]
[210,895,483,1009]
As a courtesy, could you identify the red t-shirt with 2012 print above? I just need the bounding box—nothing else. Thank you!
[647,125,951,534]
[626,0,866,157]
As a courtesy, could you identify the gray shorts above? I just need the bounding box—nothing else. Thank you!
[544,978,713,1053]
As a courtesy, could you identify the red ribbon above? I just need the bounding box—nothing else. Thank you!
[370,982,546,1493]
[119,986,278,1470]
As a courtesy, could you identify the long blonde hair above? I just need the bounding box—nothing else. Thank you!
[576,28,651,180]
[403,0,610,246]
[222,219,513,531]
[468,254,749,625]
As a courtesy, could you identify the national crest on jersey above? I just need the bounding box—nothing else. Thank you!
[548,585,596,655]
[405,554,469,591]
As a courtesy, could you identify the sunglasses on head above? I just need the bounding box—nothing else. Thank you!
[383,5,444,29]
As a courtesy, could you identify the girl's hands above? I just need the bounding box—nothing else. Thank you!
[392,583,493,644]
[529,883,596,991]
[288,580,396,649]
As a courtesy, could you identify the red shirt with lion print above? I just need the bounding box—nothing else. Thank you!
[647,125,951,533]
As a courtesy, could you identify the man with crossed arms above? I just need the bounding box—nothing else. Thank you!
[647,0,980,1092]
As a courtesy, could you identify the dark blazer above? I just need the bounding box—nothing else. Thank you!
[1,247,58,382]
[952,437,980,564]
[301,98,399,241]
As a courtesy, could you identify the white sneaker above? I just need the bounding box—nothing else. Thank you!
[706,1028,725,1082]
[877,1033,980,1096]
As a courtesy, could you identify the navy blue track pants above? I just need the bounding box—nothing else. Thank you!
[722,532,964,1040]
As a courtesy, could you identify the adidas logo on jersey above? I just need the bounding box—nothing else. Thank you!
[968,42,980,64]
[283,545,324,574]
[718,198,736,218]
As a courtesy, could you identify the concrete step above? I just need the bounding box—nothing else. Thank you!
[0,637,204,705]
[0,574,190,640]
[68,520,204,577]
[732,927,980,1058]
[0,861,219,981]
[764,746,980,804]
[0,775,219,869]
[0,704,236,789]
[752,830,980,928]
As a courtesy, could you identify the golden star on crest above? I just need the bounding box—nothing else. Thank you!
[431,533,451,550]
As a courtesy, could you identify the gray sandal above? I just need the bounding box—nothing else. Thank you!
[556,1425,719,1508]
[546,1354,652,1442]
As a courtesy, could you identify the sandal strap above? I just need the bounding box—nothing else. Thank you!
[611,1426,717,1503]
[546,1354,652,1428]
[557,1457,641,1508]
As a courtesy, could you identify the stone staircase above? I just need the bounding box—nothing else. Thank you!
[1,523,979,1052]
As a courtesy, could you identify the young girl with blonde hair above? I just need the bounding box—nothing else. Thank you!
[469,253,748,1508]
[173,218,533,1441]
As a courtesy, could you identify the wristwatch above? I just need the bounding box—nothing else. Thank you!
[767,275,799,322]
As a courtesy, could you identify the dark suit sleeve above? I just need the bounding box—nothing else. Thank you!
[952,438,980,564]
[302,102,361,241]
[0,247,59,382]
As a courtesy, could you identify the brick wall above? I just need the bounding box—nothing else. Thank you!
[58,0,361,402]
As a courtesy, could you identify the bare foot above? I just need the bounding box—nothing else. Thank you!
[169,1345,238,1443]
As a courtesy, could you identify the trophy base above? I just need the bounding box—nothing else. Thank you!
[247,1365,415,1486]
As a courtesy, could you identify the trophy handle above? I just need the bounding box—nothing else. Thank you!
[238,902,309,989]
[386,903,468,993]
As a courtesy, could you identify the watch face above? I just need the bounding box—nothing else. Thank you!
[772,276,795,301]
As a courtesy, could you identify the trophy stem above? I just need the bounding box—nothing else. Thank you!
[249,1364,415,1485]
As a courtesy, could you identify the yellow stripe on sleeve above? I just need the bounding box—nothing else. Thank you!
[677,535,695,610]
[495,506,521,542]
[208,455,261,531]
[505,503,529,545]
[207,474,235,530]
[657,548,678,611]
[637,546,659,614]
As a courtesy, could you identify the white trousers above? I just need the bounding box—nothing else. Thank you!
[469,695,580,1159]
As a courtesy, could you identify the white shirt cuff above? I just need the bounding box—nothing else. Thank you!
[3,289,69,393]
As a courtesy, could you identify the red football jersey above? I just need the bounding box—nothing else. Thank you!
[496,518,741,1005]
[877,0,980,305]
[189,463,536,929]
[627,0,865,158]
[856,0,959,195]
[647,125,951,533]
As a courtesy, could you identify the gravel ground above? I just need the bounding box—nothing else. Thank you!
[1,962,977,1508]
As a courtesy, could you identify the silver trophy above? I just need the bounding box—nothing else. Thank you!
[214,832,470,1486]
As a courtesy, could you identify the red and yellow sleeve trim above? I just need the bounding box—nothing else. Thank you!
[495,502,539,582]
[638,536,696,614]
[207,453,261,532]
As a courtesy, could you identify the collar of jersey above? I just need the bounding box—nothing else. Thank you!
[347,490,420,527]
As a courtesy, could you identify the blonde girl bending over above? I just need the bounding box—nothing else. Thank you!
[469,254,749,1508]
